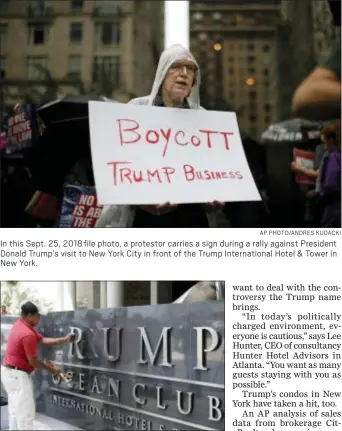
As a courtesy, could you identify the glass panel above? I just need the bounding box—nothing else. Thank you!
[27,56,48,79]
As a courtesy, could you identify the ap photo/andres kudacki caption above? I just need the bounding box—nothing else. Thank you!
[0,281,225,431]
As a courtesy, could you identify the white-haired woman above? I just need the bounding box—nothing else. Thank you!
[96,44,223,228]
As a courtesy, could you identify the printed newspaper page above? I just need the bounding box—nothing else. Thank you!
[0,7,341,429]
[0,228,341,431]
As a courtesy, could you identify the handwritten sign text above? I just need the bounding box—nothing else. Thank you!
[89,102,260,205]
[117,118,233,157]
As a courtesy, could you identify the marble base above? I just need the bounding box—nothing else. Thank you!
[0,405,82,430]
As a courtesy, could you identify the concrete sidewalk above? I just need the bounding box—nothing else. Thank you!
[1,405,82,430]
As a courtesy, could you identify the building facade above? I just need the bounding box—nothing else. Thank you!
[189,0,282,139]
[278,0,340,119]
[281,0,341,64]
[189,0,340,134]
[57,281,201,311]
[311,0,341,60]
[0,0,163,111]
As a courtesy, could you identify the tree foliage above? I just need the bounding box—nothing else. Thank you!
[1,282,53,314]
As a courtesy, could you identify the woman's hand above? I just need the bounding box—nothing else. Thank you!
[203,200,225,213]
[291,161,306,174]
[140,202,177,215]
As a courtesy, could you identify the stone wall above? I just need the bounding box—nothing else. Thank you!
[124,281,150,306]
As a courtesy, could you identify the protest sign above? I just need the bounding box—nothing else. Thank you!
[88,102,261,205]
[6,104,38,153]
[0,131,7,150]
[58,184,103,228]
[293,148,315,185]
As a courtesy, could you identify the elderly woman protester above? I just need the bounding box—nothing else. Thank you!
[96,44,223,228]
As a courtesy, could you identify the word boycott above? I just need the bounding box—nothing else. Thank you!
[107,161,243,186]
[117,118,234,157]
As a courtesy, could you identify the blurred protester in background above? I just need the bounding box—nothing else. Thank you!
[97,44,223,228]
[1,162,36,228]
[291,0,340,228]
[290,141,325,226]
[292,1,341,121]
[317,121,341,228]
[292,40,340,121]
[290,142,325,181]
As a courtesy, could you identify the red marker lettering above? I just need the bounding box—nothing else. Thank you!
[220,132,234,150]
[191,135,201,147]
[199,130,219,149]
[183,164,195,181]
[183,165,244,182]
[147,169,162,183]
[175,131,188,147]
[116,121,233,156]
[117,119,141,145]
[132,170,145,183]
[203,170,212,180]
[160,128,172,158]
[107,161,131,186]
[121,168,132,184]
[161,167,176,183]
[146,130,159,144]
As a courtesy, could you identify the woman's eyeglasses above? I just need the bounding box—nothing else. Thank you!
[169,62,198,74]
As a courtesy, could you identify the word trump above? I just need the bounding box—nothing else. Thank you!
[107,161,243,186]
[117,118,234,158]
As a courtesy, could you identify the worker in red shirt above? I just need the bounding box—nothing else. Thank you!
[1,301,75,430]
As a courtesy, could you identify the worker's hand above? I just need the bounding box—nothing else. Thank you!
[51,366,62,376]
[140,202,177,215]
[63,333,76,344]
[48,361,62,376]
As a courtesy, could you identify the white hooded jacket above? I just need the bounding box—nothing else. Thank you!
[129,44,202,109]
[96,44,216,228]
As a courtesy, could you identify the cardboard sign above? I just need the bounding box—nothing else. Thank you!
[58,184,103,228]
[88,102,261,205]
[293,148,315,185]
[6,104,38,153]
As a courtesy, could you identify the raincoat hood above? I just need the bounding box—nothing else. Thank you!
[148,44,201,108]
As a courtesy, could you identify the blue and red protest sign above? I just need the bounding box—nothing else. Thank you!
[6,104,38,153]
[58,184,103,228]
